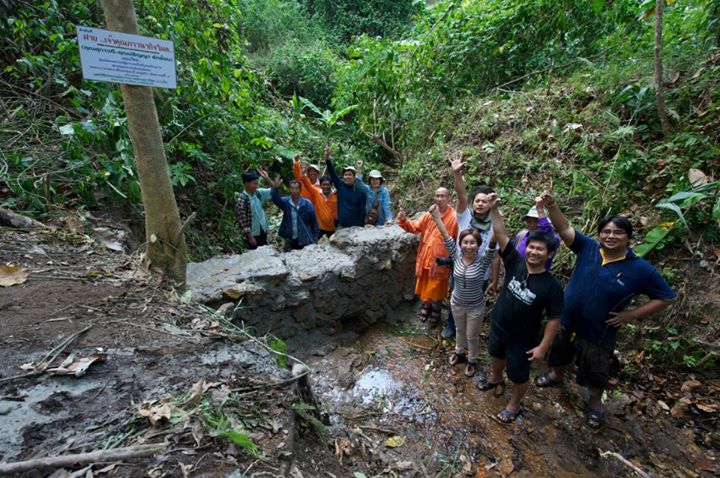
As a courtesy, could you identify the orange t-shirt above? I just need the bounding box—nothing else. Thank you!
[399,206,458,279]
[294,162,337,231]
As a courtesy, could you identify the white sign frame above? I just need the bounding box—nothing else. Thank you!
[77,25,176,89]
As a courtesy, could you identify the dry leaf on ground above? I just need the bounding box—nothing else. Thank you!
[46,352,107,377]
[0,264,29,287]
[688,168,709,186]
[138,399,174,426]
[681,379,702,393]
[384,435,406,448]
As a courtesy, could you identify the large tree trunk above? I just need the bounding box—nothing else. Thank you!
[100,0,187,287]
[654,0,672,138]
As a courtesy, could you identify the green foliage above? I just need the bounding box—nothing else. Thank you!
[267,40,339,108]
[269,337,288,368]
[644,326,713,369]
[203,411,260,456]
[304,0,421,42]
[238,0,327,53]
[636,182,719,257]
[291,402,327,437]
[0,0,339,258]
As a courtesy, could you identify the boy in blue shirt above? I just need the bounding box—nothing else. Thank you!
[537,191,675,429]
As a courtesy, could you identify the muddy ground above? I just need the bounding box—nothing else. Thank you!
[1,221,719,477]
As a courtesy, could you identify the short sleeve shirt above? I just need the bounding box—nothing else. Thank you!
[491,245,564,345]
[563,230,676,349]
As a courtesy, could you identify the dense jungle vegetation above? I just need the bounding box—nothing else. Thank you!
[1,0,719,268]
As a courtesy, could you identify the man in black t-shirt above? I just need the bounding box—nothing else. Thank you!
[478,194,564,423]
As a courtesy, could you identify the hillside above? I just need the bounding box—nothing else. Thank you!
[1,0,719,476]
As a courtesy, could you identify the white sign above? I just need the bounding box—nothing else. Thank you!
[76,25,176,89]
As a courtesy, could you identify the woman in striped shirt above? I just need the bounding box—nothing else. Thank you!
[430,204,497,377]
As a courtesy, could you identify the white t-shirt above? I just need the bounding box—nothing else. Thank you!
[456,208,497,281]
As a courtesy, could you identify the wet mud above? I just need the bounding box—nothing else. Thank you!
[305,317,718,477]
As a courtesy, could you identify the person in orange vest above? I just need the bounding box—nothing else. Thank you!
[293,151,337,237]
[397,188,458,326]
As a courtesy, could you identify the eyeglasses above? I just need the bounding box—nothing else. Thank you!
[599,229,627,237]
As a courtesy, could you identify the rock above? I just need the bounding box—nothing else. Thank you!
[221,282,265,301]
[187,226,418,345]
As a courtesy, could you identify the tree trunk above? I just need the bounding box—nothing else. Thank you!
[654,0,672,138]
[100,0,187,287]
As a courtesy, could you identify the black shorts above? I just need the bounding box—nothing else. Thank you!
[487,325,532,384]
[548,327,613,390]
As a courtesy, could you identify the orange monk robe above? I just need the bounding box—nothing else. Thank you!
[294,161,337,232]
[398,206,458,302]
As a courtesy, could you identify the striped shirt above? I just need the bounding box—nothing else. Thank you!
[444,238,497,307]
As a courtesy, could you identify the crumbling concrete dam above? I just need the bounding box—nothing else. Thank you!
[187,226,419,340]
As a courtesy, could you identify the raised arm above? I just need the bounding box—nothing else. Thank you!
[540,191,575,246]
[292,154,303,182]
[397,207,424,234]
[429,204,451,241]
[325,158,341,189]
[488,193,510,251]
[259,169,284,209]
[450,152,468,214]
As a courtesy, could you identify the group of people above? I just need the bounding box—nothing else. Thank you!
[236,151,676,429]
[235,148,392,251]
[397,153,675,427]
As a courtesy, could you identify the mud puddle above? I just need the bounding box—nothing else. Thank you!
[304,318,713,477]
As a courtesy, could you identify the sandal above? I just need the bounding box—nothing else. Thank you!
[427,306,441,328]
[464,362,478,377]
[496,405,524,424]
[477,378,505,394]
[449,353,467,366]
[585,408,605,429]
[418,303,431,322]
[534,372,562,388]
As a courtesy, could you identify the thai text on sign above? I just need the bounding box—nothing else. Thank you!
[76,25,176,89]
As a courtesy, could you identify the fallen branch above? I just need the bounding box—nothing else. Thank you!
[0,207,48,229]
[359,425,398,435]
[599,450,653,478]
[0,443,168,474]
[399,337,434,352]
[0,325,92,384]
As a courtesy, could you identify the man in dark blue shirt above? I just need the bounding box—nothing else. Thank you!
[325,151,369,228]
[537,191,675,429]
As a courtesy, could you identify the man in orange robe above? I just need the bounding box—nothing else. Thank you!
[294,154,337,237]
[398,187,458,325]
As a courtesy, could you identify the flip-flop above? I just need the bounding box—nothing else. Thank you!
[586,408,605,429]
[495,405,524,424]
[534,372,562,388]
[464,362,478,377]
[448,353,467,366]
[477,378,505,395]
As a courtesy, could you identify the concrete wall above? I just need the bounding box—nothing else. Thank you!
[187,226,419,340]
